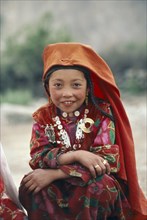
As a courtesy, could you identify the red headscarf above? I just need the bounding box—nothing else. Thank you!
[42,42,147,217]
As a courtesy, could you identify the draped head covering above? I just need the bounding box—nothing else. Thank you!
[42,42,147,217]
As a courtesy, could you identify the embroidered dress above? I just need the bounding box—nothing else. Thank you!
[19,42,147,219]
[19,102,132,220]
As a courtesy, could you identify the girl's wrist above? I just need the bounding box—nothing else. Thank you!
[73,150,83,161]
[58,150,79,165]
[56,169,69,179]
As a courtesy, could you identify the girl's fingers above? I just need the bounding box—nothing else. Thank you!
[94,164,103,176]
[23,179,34,190]
[89,165,97,178]
[99,161,106,174]
[21,172,33,185]
[102,159,110,174]
[27,183,37,193]
[94,159,110,176]
[105,162,111,175]
[33,187,41,195]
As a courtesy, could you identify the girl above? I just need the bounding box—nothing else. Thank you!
[19,43,147,220]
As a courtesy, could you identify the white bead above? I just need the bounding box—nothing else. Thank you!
[74,111,80,117]
[85,109,89,114]
[62,112,68,118]
[56,120,61,125]
[58,125,63,130]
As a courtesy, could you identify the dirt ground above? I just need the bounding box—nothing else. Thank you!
[1,96,147,197]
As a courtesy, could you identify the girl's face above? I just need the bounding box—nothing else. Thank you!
[48,69,87,114]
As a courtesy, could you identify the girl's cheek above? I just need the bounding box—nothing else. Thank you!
[51,91,60,100]
[78,92,86,99]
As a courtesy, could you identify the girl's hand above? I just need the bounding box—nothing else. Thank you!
[21,169,54,194]
[21,168,68,194]
[74,150,110,178]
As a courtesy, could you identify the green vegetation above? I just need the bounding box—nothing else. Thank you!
[1,13,146,105]
[102,42,147,94]
[1,13,73,104]
[0,89,32,105]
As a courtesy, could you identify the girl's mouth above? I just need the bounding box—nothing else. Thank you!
[61,101,75,107]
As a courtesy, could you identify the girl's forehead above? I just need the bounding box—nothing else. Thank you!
[49,69,86,80]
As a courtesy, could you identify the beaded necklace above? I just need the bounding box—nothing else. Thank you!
[44,108,94,152]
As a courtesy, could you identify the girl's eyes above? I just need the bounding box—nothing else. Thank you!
[53,83,82,89]
[54,83,62,88]
[72,83,81,88]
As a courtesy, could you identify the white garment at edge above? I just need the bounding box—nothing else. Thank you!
[0,143,22,209]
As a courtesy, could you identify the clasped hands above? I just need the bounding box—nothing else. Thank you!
[21,150,110,194]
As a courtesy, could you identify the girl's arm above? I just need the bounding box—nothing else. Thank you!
[29,122,63,169]
[58,116,119,181]
[29,112,119,185]
[21,168,70,194]
[58,150,110,179]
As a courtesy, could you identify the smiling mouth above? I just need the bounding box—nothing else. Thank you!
[62,101,75,106]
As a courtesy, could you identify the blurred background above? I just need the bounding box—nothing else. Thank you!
[1,0,146,196]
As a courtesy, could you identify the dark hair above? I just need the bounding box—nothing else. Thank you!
[43,65,114,121]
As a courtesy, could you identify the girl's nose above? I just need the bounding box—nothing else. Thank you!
[62,89,73,97]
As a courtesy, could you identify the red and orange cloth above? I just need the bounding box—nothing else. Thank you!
[41,42,147,219]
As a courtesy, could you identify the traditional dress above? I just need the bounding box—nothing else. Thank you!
[19,43,147,220]
[0,144,27,220]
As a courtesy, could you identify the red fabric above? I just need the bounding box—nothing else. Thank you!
[20,103,132,219]
[30,102,120,179]
[0,178,26,220]
[0,177,4,194]
[0,198,26,220]
[41,42,147,218]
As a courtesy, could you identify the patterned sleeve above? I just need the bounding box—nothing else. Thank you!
[29,122,92,185]
[60,115,120,185]
[29,111,120,185]
[29,123,61,169]
[90,117,120,173]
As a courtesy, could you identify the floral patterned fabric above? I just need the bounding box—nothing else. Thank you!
[0,178,27,220]
[19,102,133,220]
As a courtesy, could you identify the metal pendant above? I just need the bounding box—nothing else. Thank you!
[79,118,94,133]
[45,124,56,143]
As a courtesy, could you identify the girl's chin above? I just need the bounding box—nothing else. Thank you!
[59,103,82,114]
[60,106,77,113]
[61,109,75,114]
[61,107,78,114]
